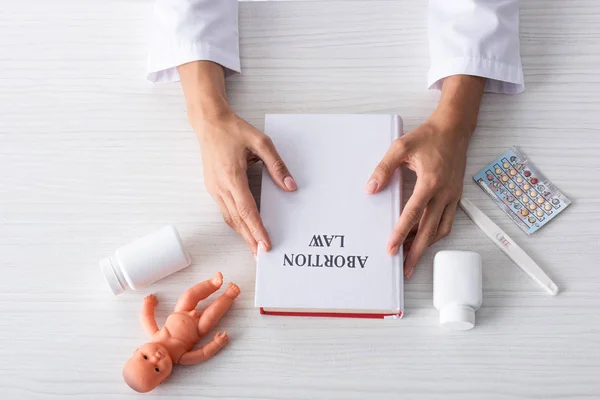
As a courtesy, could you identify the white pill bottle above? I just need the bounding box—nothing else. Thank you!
[100,225,191,295]
[433,250,483,331]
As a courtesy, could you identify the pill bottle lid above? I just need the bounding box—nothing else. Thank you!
[100,256,125,295]
[440,304,475,331]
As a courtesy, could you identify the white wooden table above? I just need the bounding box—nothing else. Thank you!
[1,1,600,398]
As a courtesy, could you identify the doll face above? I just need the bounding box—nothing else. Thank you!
[123,342,174,393]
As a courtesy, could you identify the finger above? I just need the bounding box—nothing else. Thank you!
[387,182,432,255]
[222,194,258,255]
[433,200,458,244]
[215,197,234,230]
[403,198,446,279]
[402,238,414,261]
[406,224,419,240]
[251,134,297,192]
[366,138,409,194]
[230,173,271,250]
[401,226,418,259]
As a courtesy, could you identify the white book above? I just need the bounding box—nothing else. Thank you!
[255,114,403,319]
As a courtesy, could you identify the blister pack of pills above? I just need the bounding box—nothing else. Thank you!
[473,147,571,235]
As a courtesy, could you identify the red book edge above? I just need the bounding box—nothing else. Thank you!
[259,308,402,319]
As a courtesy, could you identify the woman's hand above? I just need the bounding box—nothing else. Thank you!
[196,111,296,256]
[366,115,469,278]
[178,61,296,257]
[366,75,486,278]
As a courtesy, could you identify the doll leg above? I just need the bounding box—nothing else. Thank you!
[197,283,240,335]
[174,272,224,312]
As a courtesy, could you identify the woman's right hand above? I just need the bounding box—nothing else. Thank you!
[178,61,296,257]
[194,110,297,257]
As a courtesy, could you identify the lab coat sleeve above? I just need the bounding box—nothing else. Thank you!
[428,0,524,94]
[147,0,240,83]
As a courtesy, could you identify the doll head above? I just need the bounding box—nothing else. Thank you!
[123,342,174,393]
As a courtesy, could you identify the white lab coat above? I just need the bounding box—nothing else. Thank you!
[148,0,524,94]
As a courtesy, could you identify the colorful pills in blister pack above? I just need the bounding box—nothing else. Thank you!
[473,147,571,235]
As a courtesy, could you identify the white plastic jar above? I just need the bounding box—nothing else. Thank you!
[433,250,483,331]
[100,225,191,295]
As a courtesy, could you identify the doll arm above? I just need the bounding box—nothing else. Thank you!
[141,294,160,337]
[178,331,228,365]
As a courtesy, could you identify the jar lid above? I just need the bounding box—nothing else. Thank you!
[100,256,124,295]
[440,304,475,330]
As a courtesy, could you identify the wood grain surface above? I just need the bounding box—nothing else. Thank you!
[1,0,599,398]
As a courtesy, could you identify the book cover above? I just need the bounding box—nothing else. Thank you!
[255,114,403,319]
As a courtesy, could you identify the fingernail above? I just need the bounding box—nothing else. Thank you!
[366,179,378,194]
[258,241,268,252]
[389,245,399,255]
[406,268,414,279]
[284,176,297,191]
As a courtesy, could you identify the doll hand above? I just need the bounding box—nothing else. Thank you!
[144,294,158,307]
[213,331,229,347]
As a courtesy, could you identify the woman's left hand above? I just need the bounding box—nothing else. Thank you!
[365,75,486,278]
